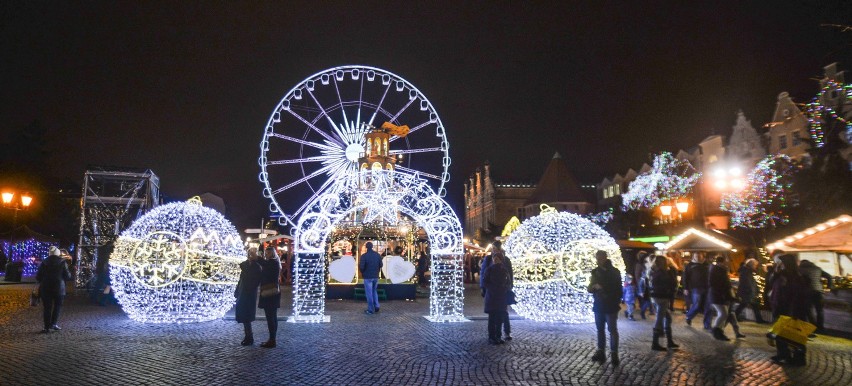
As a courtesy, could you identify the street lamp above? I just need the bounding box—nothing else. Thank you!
[711,165,744,192]
[2,190,34,275]
[657,199,690,224]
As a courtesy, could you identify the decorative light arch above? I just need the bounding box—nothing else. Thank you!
[290,170,465,323]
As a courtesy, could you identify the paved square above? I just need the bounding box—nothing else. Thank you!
[1,284,849,385]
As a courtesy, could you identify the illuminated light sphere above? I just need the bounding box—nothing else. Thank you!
[110,200,243,323]
[504,205,624,323]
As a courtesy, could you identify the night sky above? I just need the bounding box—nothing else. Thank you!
[2,2,851,230]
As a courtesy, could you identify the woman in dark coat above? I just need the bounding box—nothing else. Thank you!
[734,259,766,323]
[708,255,733,341]
[769,254,812,366]
[649,255,678,351]
[36,246,72,333]
[483,251,511,345]
[234,247,262,346]
[258,246,282,348]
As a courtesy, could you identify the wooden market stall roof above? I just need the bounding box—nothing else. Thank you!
[767,214,852,253]
[663,228,741,252]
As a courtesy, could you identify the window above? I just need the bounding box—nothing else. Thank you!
[614,184,620,195]
[779,134,788,149]
[792,131,802,146]
[607,186,614,198]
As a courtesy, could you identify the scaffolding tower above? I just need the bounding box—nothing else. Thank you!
[76,167,159,288]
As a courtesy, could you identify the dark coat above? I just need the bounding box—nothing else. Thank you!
[234,260,262,323]
[736,264,759,301]
[649,268,676,299]
[589,261,623,313]
[480,253,513,292]
[483,262,510,313]
[36,255,72,298]
[359,250,383,279]
[683,262,709,291]
[708,264,733,305]
[257,258,281,309]
[770,270,811,320]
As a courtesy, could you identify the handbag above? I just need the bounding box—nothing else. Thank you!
[506,289,518,305]
[260,283,280,297]
[30,285,40,307]
[768,315,816,346]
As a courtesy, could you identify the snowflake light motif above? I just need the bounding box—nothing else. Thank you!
[504,205,624,323]
[110,200,243,323]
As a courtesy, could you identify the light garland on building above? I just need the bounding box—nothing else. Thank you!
[110,200,243,323]
[621,152,701,210]
[663,228,733,251]
[720,155,797,229]
[503,205,624,323]
[292,169,464,323]
[804,79,852,148]
[584,209,614,226]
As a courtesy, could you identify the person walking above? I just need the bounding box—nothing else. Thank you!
[708,255,733,341]
[36,246,72,333]
[257,246,281,348]
[480,241,513,340]
[588,250,623,365]
[649,255,679,351]
[798,259,833,333]
[622,274,637,321]
[359,242,383,314]
[483,251,511,345]
[234,248,263,346]
[683,252,711,329]
[635,252,654,319]
[734,258,767,323]
[769,254,812,366]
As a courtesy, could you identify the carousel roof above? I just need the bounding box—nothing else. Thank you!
[767,214,852,253]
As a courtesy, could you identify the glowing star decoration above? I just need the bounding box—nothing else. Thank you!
[504,205,624,323]
[109,200,243,323]
[291,169,464,323]
[621,152,700,210]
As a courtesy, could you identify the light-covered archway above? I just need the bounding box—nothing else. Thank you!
[290,170,465,323]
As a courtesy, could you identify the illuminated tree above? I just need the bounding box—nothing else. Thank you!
[621,152,701,210]
[720,155,797,229]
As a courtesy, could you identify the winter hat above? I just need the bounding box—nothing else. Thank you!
[49,246,61,256]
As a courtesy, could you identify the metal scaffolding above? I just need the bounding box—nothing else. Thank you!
[76,167,159,288]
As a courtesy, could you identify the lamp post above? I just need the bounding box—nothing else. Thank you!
[2,190,33,279]
[657,199,690,225]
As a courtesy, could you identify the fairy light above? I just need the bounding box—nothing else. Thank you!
[1,240,55,276]
[663,228,733,251]
[109,200,244,323]
[720,155,797,229]
[503,205,625,323]
[804,79,852,148]
[621,152,701,210]
[291,170,464,323]
[767,214,852,251]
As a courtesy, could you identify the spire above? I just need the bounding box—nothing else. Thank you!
[525,155,587,205]
[552,152,561,159]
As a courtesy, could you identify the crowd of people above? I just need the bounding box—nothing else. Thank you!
[34,237,836,366]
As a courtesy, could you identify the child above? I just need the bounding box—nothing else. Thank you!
[622,274,637,321]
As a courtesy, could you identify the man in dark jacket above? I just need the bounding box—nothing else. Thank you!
[359,242,383,314]
[734,259,766,323]
[798,259,833,332]
[36,246,72,333]
[683,252,711,329]
[588,250,623,365]
[480,241,514,340]
[707,255,733,341]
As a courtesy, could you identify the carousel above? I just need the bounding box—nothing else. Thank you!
[258,66,465,322]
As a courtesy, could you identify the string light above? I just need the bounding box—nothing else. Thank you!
[720,155,797,229]
[504,205,624,323]
[109,200,244,323]
[1,240,55,276]
[663,228,732,250]
[621,152,701,210]
[291,170,464,323]
[804,79,852,148]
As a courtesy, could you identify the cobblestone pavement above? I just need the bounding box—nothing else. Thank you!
[1,284,850,386]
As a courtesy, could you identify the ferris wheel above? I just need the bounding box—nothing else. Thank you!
[259,65,451,227]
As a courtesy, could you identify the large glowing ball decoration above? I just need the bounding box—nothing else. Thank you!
[503,205,624,323]
[110,199,244,323]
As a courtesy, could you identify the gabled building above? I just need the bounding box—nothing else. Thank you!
[464,153,593,241]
